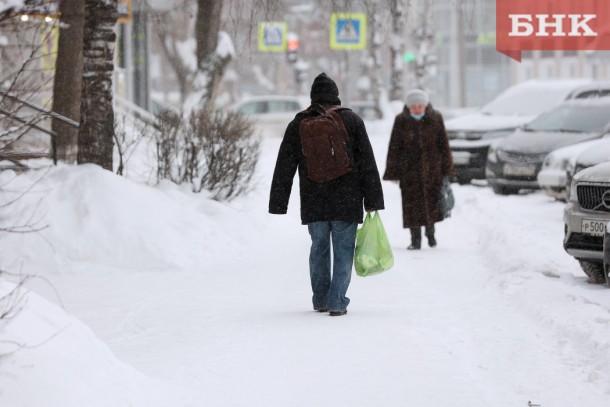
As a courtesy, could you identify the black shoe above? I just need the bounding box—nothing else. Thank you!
[428,236,437,248]
[314,307,328,312]
[407,243,421,250]
[329,310,347,316]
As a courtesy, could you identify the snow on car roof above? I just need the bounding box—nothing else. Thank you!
[575,137,610,167]
[481,79,590,116]
[445,80,593,131]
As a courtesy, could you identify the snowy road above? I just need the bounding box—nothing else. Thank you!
[12,133,610,406]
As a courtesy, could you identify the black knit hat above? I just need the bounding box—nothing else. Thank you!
[310,72,341,105]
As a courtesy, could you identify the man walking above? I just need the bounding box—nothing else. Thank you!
[269,72,385,316]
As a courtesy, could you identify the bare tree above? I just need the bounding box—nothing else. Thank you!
[389,0,406,101]
[366,1,384,116]
[185,0,233,112]
[51,0,85,164]
[412,0,436,91]
[77,0,118,171]
[151,1,196,105]
[152,0,284,108]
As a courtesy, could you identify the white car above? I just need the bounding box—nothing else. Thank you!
[445,79,604,184]
[231,95,309,138]
[537,136,610,201]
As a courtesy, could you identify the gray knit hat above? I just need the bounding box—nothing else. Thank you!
[405,89,429,107]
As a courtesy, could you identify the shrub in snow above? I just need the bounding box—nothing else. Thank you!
[155,109,259,201]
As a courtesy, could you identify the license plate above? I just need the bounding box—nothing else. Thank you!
[581,219,607,236]
[451,151,470,165]
[503,164,536,177]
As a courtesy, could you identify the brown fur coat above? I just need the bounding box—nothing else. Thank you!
[383,105,454,228]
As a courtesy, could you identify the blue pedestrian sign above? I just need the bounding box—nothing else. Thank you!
[258,22,287,52]
[330,13,366,50]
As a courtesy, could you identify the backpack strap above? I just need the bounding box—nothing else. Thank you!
[307,104,350,115]
[326,105,350,114]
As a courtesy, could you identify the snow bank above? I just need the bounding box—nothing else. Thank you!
[0,279,193,407]
[0,164,241,273]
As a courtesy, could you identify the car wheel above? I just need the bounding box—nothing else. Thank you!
[578,260,606,284]
[605,262,610,288]
[492,185,520,195]
[456,177,471,185]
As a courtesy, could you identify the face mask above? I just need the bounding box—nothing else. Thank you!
[410,113,425,120]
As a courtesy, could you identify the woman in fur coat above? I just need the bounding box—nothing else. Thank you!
[383,89,455,250]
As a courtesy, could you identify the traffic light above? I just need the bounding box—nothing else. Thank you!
[403,51,416,63]
[286,33,299,63]
[295,63,309,84]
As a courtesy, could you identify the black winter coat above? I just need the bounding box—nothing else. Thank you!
[269,105,385,224]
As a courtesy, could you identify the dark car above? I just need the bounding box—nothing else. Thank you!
[446,80,610,184]
[486,97,610,195]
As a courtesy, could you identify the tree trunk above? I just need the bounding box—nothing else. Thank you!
[370,11,383,117]
[389,0,405,101]
[52,0,85,164]
[77,0,117,171]
[196,0,231,112]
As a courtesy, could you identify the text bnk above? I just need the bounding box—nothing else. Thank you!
[508,14,597,37]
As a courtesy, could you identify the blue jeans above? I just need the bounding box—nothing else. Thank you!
[307,221,357,312]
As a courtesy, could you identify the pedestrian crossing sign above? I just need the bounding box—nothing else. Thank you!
[258,22,288,52]
[330,13,366,50]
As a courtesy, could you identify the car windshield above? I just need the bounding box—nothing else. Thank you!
[237,101,265,114]
[525,104,610,133]
[481,83,580,116]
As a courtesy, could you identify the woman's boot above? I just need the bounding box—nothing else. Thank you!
[425,225,436,247]
[408,228,421,250]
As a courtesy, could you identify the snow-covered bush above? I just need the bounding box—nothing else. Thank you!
[155,109,259,201]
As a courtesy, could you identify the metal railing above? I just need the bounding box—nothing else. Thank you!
[0,91,80,166]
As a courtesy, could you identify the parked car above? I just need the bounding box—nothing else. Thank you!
[486,97,610,195]
[537,136,610,201]
[446,79,602,184]
[565,81,610,99]
[563,161,610,284]
[565,138,610,200]
[231,95,309,138]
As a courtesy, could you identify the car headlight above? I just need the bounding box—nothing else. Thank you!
[542,154,553,168]
[542,154,569,170]
[566,160,575,177]
[569,179,578,202]
[487,142,499,163]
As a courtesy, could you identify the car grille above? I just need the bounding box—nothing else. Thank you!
[496,150,547,163]
[577,184,610,212]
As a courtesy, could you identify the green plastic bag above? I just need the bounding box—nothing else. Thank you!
[354,211,394,277]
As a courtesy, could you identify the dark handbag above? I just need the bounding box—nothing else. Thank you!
[440,176,455,219]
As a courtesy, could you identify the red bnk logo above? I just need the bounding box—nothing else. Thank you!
[497,0,610,62]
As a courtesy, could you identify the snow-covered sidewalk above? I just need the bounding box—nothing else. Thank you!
[1,133,610,406]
